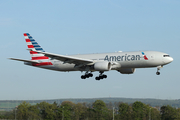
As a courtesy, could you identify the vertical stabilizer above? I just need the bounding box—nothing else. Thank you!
[23,33,52,66]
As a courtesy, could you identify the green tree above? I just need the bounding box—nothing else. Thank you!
[118,103,132,120]
[57,101,74,120]
[150,107,161,120]
[92,100,109,120]
[36,101,57,119]
[73,103,87,120]
[132,101,150,120]
[86,104,96,120]
[0,111,14,119]
[161,105,178,120]
[176,108,180,119]
[16,101,31,119]
[28,105,41,119]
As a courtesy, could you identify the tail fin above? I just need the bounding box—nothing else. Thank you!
[23,33,52,66]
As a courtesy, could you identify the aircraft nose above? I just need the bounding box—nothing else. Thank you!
[163,56,173,64]
[166,57,173,64]
[169,57,173,62]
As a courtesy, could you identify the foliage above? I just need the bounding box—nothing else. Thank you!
[2,98,180,111]
[17,101,31,119]
[150,107,161,120]
[92,100,109,120]
[161,105,179,120]
[1,100,180,120]
[118,103,132,120]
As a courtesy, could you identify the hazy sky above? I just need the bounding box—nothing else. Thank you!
[0,0,179,100]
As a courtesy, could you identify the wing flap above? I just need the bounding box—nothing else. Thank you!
[9,58,40,63]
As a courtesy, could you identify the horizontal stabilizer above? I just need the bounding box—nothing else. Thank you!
[9,58,40,63]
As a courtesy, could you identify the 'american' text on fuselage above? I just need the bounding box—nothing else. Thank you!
[104,55,141,61]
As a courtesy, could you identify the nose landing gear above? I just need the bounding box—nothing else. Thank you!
[156,71,160,75]
[156,66,163,75]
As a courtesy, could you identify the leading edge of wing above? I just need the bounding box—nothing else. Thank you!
[33,51,94,64]
[9,58,40,63]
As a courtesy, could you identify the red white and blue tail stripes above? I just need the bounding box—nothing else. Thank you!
[24,33,52,66]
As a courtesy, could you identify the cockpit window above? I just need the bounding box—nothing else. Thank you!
[163,55,170,57]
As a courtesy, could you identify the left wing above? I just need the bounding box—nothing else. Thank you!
[32,50,94,65]
[9,58,40,63]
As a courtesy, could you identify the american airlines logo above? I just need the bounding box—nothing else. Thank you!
[104,52,148,61]
[142,52,148,60]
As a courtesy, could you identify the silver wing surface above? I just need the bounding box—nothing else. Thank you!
[9,58,40,63]
[33,51,94,65]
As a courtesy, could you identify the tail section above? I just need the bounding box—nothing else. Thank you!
[23,33,52,66]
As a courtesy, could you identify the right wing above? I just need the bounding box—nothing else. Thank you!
[9,58,40,63]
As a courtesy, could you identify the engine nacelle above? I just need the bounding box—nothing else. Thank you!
[94,61,111,71]
[118,68,135,74]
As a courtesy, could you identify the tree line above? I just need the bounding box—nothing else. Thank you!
[0,100,180,120]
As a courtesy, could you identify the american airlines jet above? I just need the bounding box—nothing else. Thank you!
[10,33,173,80]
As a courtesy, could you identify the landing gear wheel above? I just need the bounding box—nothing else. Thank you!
[89,73,93,77]
[95,71,107,80]
[156,72,160,75]
[99,76,103,79]
[156,66,163,76]
[85,74,89,78]
[81,72,93,79]
[81,75,86,79]
[95,77,100,80]
[103,75,107,78]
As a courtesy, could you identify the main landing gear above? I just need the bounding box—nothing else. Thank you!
[81,72,93,79]
[81,71,107,80]
[156,66,163,75]
[95,72,107,80]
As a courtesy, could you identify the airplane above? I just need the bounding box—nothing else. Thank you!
[9,33,173,80]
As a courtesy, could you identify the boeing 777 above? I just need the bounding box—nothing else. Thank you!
[9,33,173,80]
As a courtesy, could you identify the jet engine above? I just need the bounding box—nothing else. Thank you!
[118,68,135,74]
[94,61,111,71]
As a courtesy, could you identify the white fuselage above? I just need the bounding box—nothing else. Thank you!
[26,51,173,72]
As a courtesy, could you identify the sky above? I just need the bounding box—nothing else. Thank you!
[0,0,180,100]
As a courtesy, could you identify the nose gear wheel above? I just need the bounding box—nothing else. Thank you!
[156,66,163,75]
